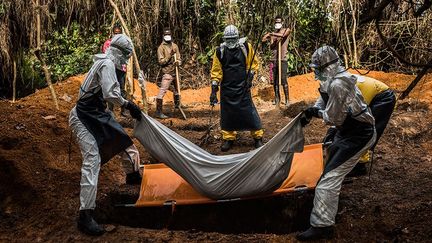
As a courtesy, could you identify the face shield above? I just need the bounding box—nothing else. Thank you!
[223,37,239,49]
[313,68,327,82]
[223,25,240,49]
[310,46,340,83]
[106,34,133,71]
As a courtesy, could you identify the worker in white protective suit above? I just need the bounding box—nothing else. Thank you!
[297,46,376,241]
[69,34,143,236]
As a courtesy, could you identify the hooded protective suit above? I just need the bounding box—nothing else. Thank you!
[308,46,376,227]
[69,34,141,210]
[210,25,263,141]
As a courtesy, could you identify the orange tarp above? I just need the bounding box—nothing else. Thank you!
[135,144,324,207]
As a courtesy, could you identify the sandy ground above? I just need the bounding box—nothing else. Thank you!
[0,70,431,242]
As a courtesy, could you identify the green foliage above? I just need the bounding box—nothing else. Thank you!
[0,3,6,16]
[18,53,45,97]
[42,22,105,82]
[197,46,217,65]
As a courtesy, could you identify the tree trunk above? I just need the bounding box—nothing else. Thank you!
[34,0,59,110]
[127,57,134,98]
[399,59,432,100]
[343,12,353,67]
[348,0,358,67]
[107,0,148,113]
[12,60,17,103]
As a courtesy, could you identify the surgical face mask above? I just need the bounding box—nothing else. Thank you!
[224,37,239,49]
[163,35,172,42]
[275,23,282,30]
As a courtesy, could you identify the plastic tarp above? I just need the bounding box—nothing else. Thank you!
[133,113,306,200]
[135,143,323,207]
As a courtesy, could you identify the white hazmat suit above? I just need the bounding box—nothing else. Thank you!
[297,46,376,241]
[69,34,141,211]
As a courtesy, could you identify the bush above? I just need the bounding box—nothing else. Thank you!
[42,22,105,82]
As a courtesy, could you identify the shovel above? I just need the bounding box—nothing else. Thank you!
[174,54,187,120]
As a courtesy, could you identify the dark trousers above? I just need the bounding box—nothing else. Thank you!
[272,60,288,87]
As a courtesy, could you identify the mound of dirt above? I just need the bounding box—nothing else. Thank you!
[0,71,431,241]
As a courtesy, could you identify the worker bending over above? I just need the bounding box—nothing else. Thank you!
[69,34,142,236]
[324,75,396,176]
[298,46,376,241]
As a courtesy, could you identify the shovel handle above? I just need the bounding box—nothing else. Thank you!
[174,54,181,96]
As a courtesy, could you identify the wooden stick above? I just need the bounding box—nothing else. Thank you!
[126,57,134,98]
[174,54,187,120]
[12,60,16,103]
[34,0,59,110]
[277,40,282,106]
[107,0,148,113]
[174,54,181,96]
[36,0,40,48]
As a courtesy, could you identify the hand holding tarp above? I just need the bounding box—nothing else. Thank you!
[300,107,320,127]
[125,101,142,121]
[300,113,312,127]
[304,107,320,119]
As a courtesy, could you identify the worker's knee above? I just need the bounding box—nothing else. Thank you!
[124,144,140,171]
[161,74,174,88]
[81,152,101,171]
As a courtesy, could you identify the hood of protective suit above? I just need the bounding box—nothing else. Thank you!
[106,34,133,70]
[223,25,240,49]
[310,46,346,92]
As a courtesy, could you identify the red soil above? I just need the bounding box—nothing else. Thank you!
[0,71,431,242]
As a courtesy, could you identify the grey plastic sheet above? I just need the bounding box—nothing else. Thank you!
[133,113,305,199]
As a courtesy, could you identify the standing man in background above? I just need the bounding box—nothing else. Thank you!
[156,28,181,119]
[262,16,290,106]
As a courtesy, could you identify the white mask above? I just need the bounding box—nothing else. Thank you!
[163,35,172,42]
[275,23,282,30]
